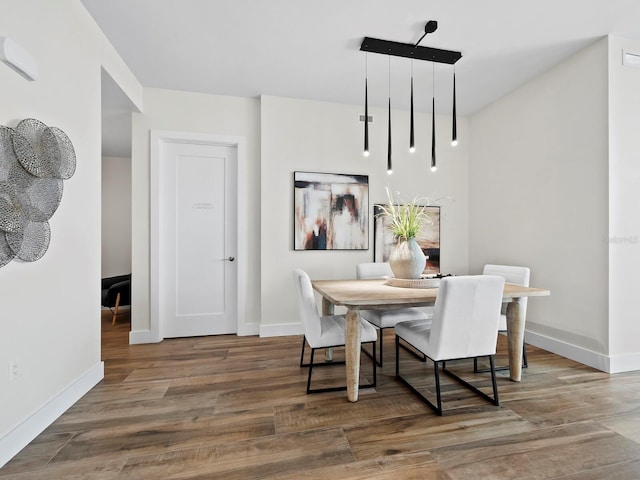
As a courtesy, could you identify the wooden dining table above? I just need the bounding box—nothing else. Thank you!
[311,278,550,402]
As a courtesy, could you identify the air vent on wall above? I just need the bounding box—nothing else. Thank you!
[622,50,640,68]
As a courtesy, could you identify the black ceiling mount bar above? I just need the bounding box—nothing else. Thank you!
[360,37,462,65]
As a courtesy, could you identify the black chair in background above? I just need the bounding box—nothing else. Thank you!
[101,274,131,325]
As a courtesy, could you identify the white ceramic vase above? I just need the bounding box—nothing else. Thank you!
[389,237,426,279]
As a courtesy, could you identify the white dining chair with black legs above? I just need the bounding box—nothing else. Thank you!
[395,275,505,415]
[475,264,531,373]
[294,268,377,394]
[356,262,432,366]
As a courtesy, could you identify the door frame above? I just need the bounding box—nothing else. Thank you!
[150,130,247,342]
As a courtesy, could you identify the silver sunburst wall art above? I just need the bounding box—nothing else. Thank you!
[0,118,76,268]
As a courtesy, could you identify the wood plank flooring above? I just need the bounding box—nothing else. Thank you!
[2,310,640,479]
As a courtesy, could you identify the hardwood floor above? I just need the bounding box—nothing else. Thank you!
[2,311,640,479]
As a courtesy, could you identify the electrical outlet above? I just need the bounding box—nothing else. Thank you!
[9,360,18,381]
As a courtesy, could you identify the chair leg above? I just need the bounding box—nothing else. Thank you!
[363,328,423,368]
[396,336,499,414]
[433,360,443,416]
[489,355,500,405]
[395,334,400,377]
[443,355,500,407]
[362,328,383,367]
[111,292,121,325]
[395,335,443,415]
[306,348,315,393]
[372,340,377,387]
[305,342,376,394]
[306,348,349,393]
[474,336,528,373]
[300,337,307,367]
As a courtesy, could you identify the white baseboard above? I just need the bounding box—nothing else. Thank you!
[129,329,153,344]
[259,322,303,338]
[130,325,260,343]
[524,330,640,373]
[0,362,104,468]
[237,323,260,336]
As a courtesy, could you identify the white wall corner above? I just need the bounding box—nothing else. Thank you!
[259,322,303,338]
[608,353,640,374]
[0,362,104,469]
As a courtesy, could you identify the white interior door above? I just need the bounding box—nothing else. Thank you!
[158,141,237,337]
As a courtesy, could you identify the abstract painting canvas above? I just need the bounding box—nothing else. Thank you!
[374,204,440,274]
[294,172,369,250]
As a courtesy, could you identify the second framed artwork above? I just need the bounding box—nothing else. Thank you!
[373,204,441,274]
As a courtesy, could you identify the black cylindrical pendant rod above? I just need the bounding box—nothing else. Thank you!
[410,72,415,153]
[431,62,436,172]
[364,77,369,156]
[387,97,392,174]
[431,96,436,171]
[452,70,458,147]
[387,56,392,174]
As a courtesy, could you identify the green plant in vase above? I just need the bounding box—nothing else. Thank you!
[377,188,433,279]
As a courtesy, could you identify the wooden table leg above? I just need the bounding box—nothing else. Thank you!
[321,297,335,362]
[506,297,524,382]
[321,297,334,316]
[345,307,361,402]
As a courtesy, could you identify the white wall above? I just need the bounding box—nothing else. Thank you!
[101,156,132,278]
[469,38,611,368]
[607,36,640,371]
[259,96,470,334]
[0,0,141,467]
[130,88,261,340]
[129,91,469,340]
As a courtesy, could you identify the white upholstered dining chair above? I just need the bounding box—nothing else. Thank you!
[478,264,531,372]
[395,275,505,415]
[356,262,433,366]
[293,268,377,394]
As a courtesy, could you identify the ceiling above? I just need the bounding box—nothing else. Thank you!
[81,0,640,157]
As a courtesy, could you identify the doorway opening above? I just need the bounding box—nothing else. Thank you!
[100,69,138,345]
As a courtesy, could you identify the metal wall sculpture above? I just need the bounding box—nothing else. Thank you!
[0,118,76,267]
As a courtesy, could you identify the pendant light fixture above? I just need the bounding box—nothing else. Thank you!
[387,56,392,175]
[431,62,437,172]
[451,67,458,147]
[387,98,392,174]
[359,20,461,172]
[409,61,415,153]
[363,54,369,157]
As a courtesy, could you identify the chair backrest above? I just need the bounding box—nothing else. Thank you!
[428,275,505,360]
[293,269,322,341]
[356,262,393,279]
[483,264,530,315]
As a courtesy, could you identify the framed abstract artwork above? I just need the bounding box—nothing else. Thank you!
[373,204,440,274]
[294,171,369,250]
